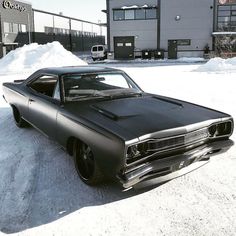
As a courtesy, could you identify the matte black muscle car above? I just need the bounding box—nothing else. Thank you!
[2,66,234,188]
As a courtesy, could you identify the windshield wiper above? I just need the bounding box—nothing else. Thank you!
[68,94,105,101]
[67,89,142,101]
[108,92,142,99]
[67,89,107,101]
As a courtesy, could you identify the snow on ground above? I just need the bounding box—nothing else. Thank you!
[0,42,87,75]
[196,57,236,72]
[0,57,236,236]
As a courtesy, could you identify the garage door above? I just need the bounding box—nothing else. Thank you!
[114,36,134,60]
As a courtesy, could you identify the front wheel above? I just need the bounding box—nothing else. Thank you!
[73,140,104,185]
[12,106,29,128]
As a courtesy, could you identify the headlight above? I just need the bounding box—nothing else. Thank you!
[126,142,148,159]
[208,121,232,138]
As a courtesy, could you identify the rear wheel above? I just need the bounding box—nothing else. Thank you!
[73,140,104,185]
[12,106,29,128]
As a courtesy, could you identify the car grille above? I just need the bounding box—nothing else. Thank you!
[126,128,209,166]
[148,128,209,152]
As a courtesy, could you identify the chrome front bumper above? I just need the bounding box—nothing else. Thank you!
[119,139,234,189]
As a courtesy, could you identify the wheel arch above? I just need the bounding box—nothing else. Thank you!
[66,136,83,156]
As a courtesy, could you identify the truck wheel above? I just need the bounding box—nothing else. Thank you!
[73,140,104,185]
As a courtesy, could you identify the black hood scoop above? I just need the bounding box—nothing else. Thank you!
[91,95,182,121]
[92,105,139,121]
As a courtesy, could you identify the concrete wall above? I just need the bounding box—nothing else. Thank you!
[160,0,214,57]
[108,0,159,53]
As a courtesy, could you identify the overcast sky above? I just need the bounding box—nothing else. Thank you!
[29,0,107,23]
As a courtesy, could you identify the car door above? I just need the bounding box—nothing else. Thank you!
[27,74,61,139]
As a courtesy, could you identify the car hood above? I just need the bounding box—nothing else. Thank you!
[63,94,230,141]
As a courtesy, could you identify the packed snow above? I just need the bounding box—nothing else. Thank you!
[195,57,236,72]
[0,51,236,236]
[121,4,153,9]
[121,5,139,9]
[0,42,87,75]
[177,57,206,63]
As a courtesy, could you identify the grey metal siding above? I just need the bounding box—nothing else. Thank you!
[159,0,214,56]
[111,20,158,51]
[107,0,217,58]
[109,0,158,52]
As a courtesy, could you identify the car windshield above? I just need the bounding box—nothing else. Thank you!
[63,72,142,101]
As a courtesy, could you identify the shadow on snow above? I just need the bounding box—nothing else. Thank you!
[0,106,164,234]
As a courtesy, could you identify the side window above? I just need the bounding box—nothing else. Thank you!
[98,46,104,51]
[92,47,98,52]
[29,75,59,98]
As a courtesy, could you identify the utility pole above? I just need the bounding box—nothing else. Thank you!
[69,18,72,51]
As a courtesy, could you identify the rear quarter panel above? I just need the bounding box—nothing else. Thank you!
[2,83,29,120]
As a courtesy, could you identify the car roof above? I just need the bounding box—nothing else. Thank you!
[36,66,122,76]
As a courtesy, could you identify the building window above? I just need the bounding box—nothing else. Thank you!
[117,43,124,47]
[21,24,27,32]
[218,10,231,16]
[218,16,230,22]
[114,10,125,20]
[3,22,11,33]
[177,39,191,46]
[146,8,157,19]
[125,43,132,47]
[13,23,18,33]
[113,8,158,21]
[125,10,135,20]
[217,4,236,31]
[135,9,145,19]
[4,22,27,34]
[218,5,231,11]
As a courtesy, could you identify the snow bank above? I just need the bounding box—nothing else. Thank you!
[121,4,154,9]
[195,57,236,72]
[121,5,139,9]
[177,57,206,63]
[0,41,87,74]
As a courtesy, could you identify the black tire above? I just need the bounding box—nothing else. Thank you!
[73,140,104,185]
[12,106,29,128]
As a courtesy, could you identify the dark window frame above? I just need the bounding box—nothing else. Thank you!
[135,9,146,20]
[124,9,135,20]
[27,74,60,100]
[145,8,157,19]
[217,4,236,31]
[113,7,158,21]
[177,39,191,46]
[113,9,125,21]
